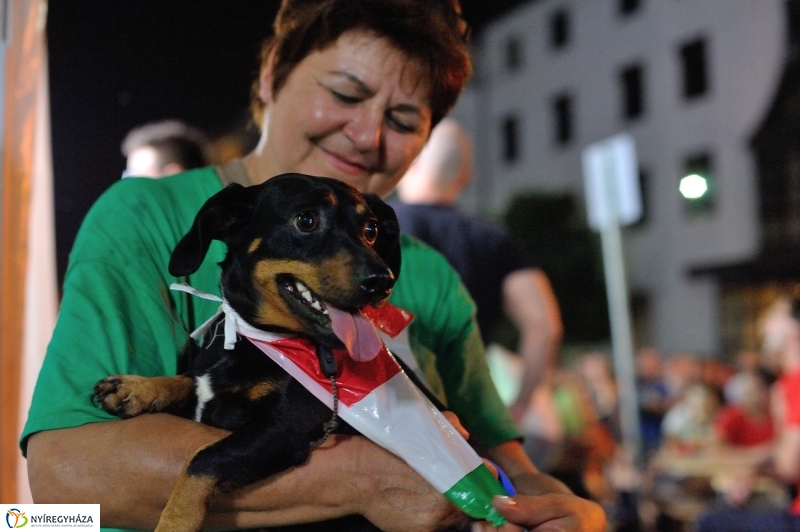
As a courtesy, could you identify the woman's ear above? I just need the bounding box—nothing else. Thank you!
[258,48,279,104]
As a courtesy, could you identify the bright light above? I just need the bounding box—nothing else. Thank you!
[679,174,708,199]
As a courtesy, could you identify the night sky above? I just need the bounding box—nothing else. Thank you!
[46,0,528,285]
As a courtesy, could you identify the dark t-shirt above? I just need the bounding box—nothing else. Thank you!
[389,201,532,343]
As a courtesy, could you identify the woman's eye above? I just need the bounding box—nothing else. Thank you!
[364,220,379,244]
[386,112,416,133]
[332,90,360,105]
[294,212,320,232]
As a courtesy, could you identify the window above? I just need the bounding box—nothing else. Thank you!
[619,0,641,16]
[620,64,645,120]
[680,152,715,216]
[550,9,569,49]
[680,38,709,99]
[629,167,649,227]
[501,115,520,164]
[505,35,523,72]
[553,94,573,145]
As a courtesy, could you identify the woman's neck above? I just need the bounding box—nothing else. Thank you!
[241,117,275,185]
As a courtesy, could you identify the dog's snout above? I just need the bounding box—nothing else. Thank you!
[359,271,395,300]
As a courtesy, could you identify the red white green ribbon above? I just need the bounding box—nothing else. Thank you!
[170,283,509,526]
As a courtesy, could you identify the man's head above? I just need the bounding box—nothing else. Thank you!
[760,296,800,374]
[395,118,473,205]
[121,120,211,178]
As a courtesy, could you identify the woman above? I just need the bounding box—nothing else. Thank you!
[24,1,603,530]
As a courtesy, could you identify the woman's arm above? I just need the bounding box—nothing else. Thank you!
[27,414,466,531]
[486,440,571,497]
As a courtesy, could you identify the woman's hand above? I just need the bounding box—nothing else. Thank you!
[491,494,606,532]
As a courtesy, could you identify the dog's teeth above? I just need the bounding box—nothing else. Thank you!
[301,290,313,302]
[295,280,309,292]
[311,301,322,311]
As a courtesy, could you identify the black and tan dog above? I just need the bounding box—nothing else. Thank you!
[93,173,404,532]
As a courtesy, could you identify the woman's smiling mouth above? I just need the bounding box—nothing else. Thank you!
[321,148,372,176]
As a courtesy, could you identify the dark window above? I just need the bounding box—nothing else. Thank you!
[505,35,523,72]
[502,115,520,163]
[619,0,641,16]
[629,167,649,228]
[680,38,709,99]
[681,152,715,216]
[620,64,645,120]
[758,149,800,250]
[553,94,573,145]
[550,9,569,49]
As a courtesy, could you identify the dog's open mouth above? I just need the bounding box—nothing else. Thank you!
[278,274,383,362]
[280,275,332,326]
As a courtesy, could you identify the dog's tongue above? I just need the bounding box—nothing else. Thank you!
[328,306,383,361]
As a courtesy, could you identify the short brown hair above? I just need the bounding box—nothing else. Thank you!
[251,0,471,130]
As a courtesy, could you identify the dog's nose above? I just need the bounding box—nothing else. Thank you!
[359,272,395,300]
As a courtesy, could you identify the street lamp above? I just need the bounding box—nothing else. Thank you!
[679,173,708,199]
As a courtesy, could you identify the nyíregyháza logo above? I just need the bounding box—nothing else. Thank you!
[6,509,27,529]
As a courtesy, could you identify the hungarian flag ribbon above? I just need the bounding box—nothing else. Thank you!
[170,283,509,526]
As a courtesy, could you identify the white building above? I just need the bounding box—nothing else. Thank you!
[451,0,787,355]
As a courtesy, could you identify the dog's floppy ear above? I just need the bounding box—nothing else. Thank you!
[169,184,256,277]
[364,194,401,281]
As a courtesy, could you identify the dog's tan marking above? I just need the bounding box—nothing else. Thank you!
[250,254,362,332]
[246,379,280,401]
[248,238,262,254]
[155,451,217,532]
[95,375,194,418]
[355,203,367,215]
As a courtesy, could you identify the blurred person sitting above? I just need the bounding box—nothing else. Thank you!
[549,368,618,504]
[390,118,563,421]
[664,352,701,400]
[661,382,720,453]
[636,347,672,454]
[714,371,774,448]
[726,349,771,405]
[121,119,211,178]
[577,352,619,438]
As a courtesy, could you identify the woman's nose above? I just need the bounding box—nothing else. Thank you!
[344,108,382,151]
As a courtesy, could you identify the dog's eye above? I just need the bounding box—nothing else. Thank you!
[363,220,379,244]
[294,212,320,232]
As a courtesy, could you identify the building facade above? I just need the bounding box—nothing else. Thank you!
[451,0,786,355]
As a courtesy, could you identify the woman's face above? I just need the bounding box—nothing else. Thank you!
[258,30,433,197]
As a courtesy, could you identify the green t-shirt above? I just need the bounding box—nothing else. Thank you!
[22,167,519,512]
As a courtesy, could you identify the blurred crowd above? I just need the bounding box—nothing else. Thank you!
[495,342,784,532]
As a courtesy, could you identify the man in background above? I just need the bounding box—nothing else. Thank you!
[121,119,211,178]
[390,118,563,421]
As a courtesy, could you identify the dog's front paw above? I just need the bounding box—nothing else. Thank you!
[93,375,162,418]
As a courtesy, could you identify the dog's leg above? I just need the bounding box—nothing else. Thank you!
[93,375,196,418]
[155,442,218,532]
[156,384,332,532]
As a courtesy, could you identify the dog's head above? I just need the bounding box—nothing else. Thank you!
[169,173,401,347]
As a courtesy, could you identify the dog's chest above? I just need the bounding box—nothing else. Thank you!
[191,338,291,430]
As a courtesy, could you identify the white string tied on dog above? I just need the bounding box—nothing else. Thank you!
[170,283,290,349]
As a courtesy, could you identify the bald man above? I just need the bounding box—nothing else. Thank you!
[121,120,211,178]
[390,119,563,421]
